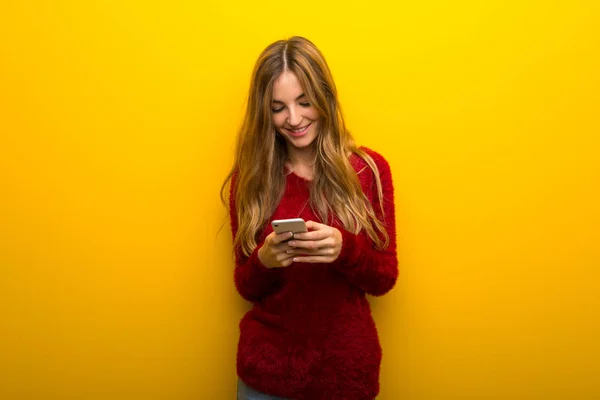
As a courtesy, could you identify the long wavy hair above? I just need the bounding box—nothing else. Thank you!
[221,36,389,256]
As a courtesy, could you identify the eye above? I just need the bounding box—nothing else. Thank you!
[299,102,311,107]
[272,107,284,113]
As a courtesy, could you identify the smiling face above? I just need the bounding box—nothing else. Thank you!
[271,71,320,153]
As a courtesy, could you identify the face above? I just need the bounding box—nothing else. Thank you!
[271,71,320,152]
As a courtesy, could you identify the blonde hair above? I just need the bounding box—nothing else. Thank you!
[221,36,389,256]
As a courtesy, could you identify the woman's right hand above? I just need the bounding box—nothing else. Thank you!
[257,231,295,268]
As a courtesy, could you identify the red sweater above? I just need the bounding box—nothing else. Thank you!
[229,148,398,400]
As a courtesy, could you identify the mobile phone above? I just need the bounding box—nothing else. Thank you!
[271,218,307,235]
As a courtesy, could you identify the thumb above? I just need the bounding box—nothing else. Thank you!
[305,220,323,231]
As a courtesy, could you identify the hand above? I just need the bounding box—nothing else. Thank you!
[286,221,342,263]
[257,231,295,268]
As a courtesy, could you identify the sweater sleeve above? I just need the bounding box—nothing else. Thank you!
[229,172,284,302]
[333,150,398,296]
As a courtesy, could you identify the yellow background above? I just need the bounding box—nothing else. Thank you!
[1,1,599,399]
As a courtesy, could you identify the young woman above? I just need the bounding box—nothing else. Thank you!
[221,36,398,400]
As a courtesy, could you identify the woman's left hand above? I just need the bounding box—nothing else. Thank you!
[286,220,342,263]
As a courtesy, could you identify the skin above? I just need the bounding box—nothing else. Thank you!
[257,71,343,269]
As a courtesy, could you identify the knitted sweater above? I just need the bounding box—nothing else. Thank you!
[229,147,398,400]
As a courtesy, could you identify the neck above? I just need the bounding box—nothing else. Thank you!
[285,144,317,180]
[286,144,316,169]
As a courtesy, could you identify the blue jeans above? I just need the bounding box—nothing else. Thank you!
[237,379,290,400]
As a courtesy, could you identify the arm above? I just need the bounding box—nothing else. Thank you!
[333,151,398,296]
[229,173,284,302]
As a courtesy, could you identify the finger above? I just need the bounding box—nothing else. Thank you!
[272,240,294,253]
[280,257,295,267]
[292,255,336,264]
[295,221,336,240]
[304,220,326,231]
[276,253,296,267]
[287,247,336,256]
[276,252,295,263]
[287,238,333,250]
[292,229,330,241]
[271,231,295,245]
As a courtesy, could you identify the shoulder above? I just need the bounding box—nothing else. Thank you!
[349,146,391,179]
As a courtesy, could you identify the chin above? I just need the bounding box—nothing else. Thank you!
[290,138,317,149]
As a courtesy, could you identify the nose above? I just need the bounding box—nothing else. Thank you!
[286,106,302,127]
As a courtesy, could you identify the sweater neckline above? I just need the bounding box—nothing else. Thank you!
[285,166,313,182]
[284,151,361,183]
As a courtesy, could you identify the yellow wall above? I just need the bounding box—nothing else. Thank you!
[1,1,598,398]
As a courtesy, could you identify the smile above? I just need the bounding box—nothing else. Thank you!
[286,123,311,136]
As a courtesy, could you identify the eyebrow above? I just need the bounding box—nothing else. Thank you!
[272,93,306,104]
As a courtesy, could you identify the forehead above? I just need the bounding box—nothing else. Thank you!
[272,71,305,101]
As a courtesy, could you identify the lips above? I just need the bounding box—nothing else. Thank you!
[286,123,311,137]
